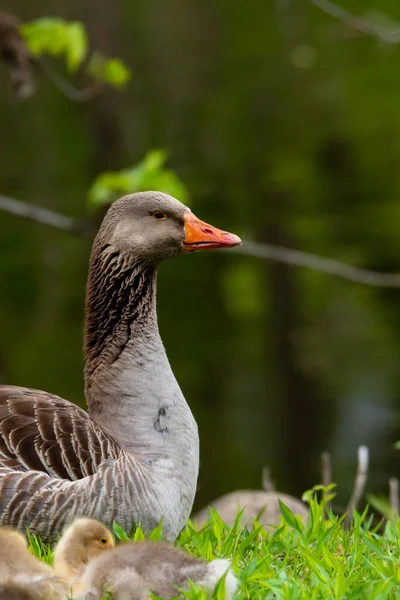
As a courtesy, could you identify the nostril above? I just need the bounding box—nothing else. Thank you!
[203,228,215,235]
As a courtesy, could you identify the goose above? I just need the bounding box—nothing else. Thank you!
[0,192,241,543]
[193,489,309,532]
[53,517,115,592]
[56,519,238,600]
[0,527,67,599]
[193,469,309,531]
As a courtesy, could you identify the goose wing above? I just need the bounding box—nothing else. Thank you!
[0,385,113,480]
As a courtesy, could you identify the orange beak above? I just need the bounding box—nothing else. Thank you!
[183,212,241,252]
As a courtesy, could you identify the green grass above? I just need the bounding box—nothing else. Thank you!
[28,486,400,599]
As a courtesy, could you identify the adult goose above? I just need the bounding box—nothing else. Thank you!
[0,192,241,542]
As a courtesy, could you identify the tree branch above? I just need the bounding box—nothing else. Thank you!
[320,451,332,489]
[1,194,400,287]
[311,0,400,44]
[37,58,105,102]
[0,195,93,236]
[262,466,276,492]
[235,241,400,287]
[320,451,332,515]
[0,11,35,99]
[344,445,369,528]
[389,477,399,516]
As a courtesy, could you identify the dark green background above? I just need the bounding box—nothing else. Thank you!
[1,0,399,511]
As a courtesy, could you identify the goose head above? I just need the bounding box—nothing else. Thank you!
[96,191,241,265]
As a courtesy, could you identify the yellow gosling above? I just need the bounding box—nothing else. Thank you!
[53,517,115,593]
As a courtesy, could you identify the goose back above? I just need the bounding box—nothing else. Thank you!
[0,192,240,542]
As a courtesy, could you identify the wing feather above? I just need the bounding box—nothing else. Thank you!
[0,385,116,481]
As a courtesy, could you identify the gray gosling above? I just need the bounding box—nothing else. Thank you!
[0,583,37,600]
[53,517,115,593]
[0,527,67,600]
[56,518,238,600]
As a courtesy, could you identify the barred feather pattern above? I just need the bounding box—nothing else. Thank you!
[0,386,118,539]
[0,387,178,542]
[0,386,117,478]
[0,194,200,543]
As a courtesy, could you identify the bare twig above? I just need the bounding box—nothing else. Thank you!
[235,241,400,287]
[344,445,369,528]
[321,451,332,488]
[2,194,400,287]
[37,59,105,102]
[262,467,276,492]
[389,477,399,516]
[320,451,332,515]
[0,195,93,236]
[0,9,104,102]
[0,11,35,98]
[311,0,400,44]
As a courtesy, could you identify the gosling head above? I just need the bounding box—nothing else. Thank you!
[0,528,28,557]
[67,517,114,554]
[53,518,115,578]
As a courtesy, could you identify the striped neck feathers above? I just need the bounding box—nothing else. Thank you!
[84,244,157,382]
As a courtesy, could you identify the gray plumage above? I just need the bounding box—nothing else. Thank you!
[193,490,309,531]
[77,541,238,600]
[0,584,37,600]
[0,192,240,542]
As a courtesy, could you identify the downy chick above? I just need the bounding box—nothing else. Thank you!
[0,527,67,599]
[53,517,115,592]
[77,541,238,600]
[56,519,238,600]
[0,582,37,600]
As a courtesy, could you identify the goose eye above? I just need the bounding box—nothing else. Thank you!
[152,210,166,221]
[100,538,108,544]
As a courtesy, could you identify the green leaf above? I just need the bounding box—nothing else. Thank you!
[148,518,164,541]
[20,18,88,72]
[236,525,263,555]
[211,567,230,600]
[64,22,87,71]
[334,565,347,600]
[132,525,145,541]
[112,521,130,542]
[367,494,394,521]
[102,58,131,87]
[279,500,305,535]
[88,150,189,209]
[209,508,224,548]
[87,52,131,88]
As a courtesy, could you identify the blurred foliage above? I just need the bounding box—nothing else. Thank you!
[20,17,131,87]
[367,494,395,521]
[1,0,400,511]
[21,18,87,71]
[88,150,189,209]
[86,52,131,89]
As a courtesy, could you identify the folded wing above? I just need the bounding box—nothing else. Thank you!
[0,386,114,480]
